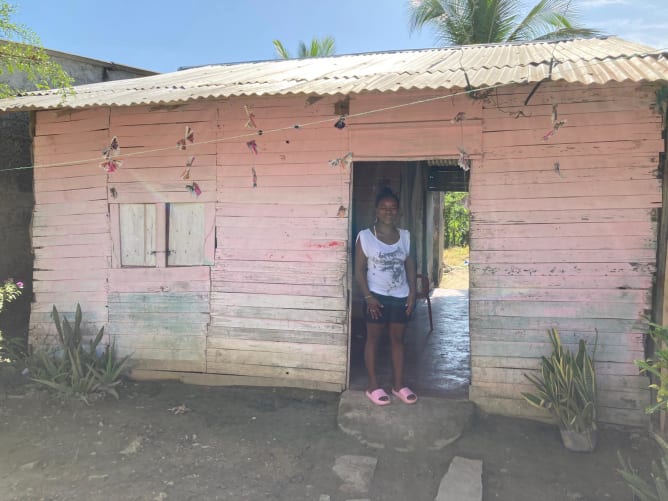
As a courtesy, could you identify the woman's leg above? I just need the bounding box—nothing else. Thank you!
[388,322,407,391]
[365,322,385,390]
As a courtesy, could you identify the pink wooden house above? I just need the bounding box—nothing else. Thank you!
[0,37,666,427]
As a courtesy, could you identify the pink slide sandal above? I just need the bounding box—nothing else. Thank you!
[365,388,391,406]
[392,387,418,404]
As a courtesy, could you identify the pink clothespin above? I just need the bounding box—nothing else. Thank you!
[252,167,257,187]
[185,182,202,197]
[100,159,123,173]
[544,104,567,141]
[543,120,566,141]
[247,140,258,154]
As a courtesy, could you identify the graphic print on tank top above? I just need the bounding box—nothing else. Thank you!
[358,228,410,297]
[372,247,406,292]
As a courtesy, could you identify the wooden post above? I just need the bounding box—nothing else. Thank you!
[654,88,668,434]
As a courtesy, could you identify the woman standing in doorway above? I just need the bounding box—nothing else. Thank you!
[355,187,417,406]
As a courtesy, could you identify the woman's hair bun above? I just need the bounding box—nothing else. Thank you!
[375,186,399,207]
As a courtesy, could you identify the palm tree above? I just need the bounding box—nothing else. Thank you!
[408,0,599,45]
[273,36,336,59]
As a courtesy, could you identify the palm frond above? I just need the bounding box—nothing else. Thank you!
[272,40,290,59]
[408,0,599,45]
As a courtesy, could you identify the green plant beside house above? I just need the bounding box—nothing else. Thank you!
[522,328,598,452]
[29,304,131,403]
[0,278,23,360]
[636,323,668,415]
[618,323,668,500]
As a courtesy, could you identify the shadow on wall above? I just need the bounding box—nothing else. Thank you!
[0,112,33,343]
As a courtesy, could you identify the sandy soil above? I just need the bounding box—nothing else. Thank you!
[0,370,659,501]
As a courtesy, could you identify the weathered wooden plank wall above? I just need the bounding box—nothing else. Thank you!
[28,82,663,427]
[105,102,216,371]
[209,96,351,391]
[31,108,111,341]
[107,269,210,373]
[469,81,663,426]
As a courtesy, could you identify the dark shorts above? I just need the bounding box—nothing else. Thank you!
[364,293,411,324]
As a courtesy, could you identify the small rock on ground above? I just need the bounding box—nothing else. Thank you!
[333,455,378,495]
[435,456,482,501]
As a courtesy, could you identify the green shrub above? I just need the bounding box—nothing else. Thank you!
[637,323,668,415]
[618,323,668,498]
[31,304,131,403]
[618,434,668,501]
[0,278,23,361]
[522,328,597,433]
[443,192,469,248]
[0,278,23,313]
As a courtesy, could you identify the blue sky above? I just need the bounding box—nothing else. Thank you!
[12,0,668,73]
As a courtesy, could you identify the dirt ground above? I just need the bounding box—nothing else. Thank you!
[0,368,660,501]
[439,265,469,290]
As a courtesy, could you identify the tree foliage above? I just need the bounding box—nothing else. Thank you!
[443,192,469,247]
[408,0,599,46]
[0,2,73,98]
[617,323,668,500]
[273,36,336,59]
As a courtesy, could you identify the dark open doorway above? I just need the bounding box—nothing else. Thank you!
[348,160,471,398]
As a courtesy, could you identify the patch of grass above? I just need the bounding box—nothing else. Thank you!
[443,246,469,267]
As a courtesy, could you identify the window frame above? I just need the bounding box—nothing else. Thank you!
[110,202,215,269]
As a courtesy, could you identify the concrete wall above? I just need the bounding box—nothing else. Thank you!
[0,49,154,344]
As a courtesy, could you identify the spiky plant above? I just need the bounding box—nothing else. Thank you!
[618,434,668,501]
[31,304,131,403]
[522,328,597,433]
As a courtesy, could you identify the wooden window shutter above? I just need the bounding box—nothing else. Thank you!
[119,204,157,267]
[168,203,213,266]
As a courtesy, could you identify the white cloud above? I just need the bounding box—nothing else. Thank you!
[588,15,668,48]
[580,0,628,6]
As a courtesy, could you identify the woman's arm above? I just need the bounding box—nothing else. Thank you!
[354,238,369,294]
[405,230,417,315]
[355,237,382,319]
[405,254,417,316]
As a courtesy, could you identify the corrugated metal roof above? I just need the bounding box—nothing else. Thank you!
[0,36,666,111]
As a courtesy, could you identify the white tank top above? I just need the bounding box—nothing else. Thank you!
[357,228,410,298]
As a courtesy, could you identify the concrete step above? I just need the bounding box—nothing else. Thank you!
[337,390,474,452]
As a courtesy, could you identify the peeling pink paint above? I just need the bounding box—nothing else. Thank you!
[309,241,344,249]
